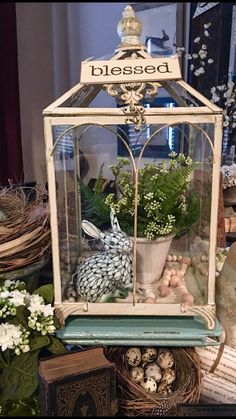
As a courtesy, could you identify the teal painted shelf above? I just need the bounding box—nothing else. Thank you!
[56,315,222,347]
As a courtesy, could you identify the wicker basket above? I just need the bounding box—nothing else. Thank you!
[105,346,201,417]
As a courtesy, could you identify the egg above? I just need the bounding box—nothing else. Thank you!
[157,350,174,369]
[125,347,142,367]
[157,382,173,395]
[141,347,158,363]
[161,368,176,385]
[130,366,144,383]
[140,377,157,393]
[145,363,162,383]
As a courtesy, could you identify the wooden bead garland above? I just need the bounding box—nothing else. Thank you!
[157,254,194,304]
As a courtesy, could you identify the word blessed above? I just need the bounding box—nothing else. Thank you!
[90,62,171,76]
[80,57,181,83]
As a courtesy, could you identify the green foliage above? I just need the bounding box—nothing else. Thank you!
[77,171,110,227]
[33,283,54,304]
[0,350,40,401]
[0,280,67,403]
[77,154,201,240]
[105,153,201,240]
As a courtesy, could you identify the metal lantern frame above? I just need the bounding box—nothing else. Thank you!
[43,6,223,330]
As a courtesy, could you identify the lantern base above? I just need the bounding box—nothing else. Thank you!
[55,315,222,347]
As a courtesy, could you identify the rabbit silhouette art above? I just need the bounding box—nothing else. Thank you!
[73,209,133,302]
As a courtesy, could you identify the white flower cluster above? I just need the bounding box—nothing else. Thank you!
[0,280,56,354]
[145,215,175,241]
[0,323,30,355]
[211,81,236,131]
[177,22,214,77]
[221,164,236,189]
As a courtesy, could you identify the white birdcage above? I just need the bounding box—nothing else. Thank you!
[43,5,223,331]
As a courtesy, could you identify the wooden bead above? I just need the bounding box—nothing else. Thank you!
[144,291,156,299]
[182,257,191,266]
[181,293,194,304]
[144,297,156,304]
[166,255,173,262]
[163,268,171,277]
[169,276,181,288]
[177,255,183,262]
[176,269,184,278]
[172,255,178,262]
[158,285,171,297]
[162,279,170,287]
[180,263,188,271]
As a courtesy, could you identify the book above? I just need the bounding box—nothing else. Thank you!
[39,347,117,416]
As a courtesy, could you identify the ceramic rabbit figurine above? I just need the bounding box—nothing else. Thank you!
[73,209,133,302]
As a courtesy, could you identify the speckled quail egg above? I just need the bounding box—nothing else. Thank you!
[141,347,158,363]
[130,366,145,383]
[157,382,173,395]
[156,350,174,369]
[145,363,162,383]
[125,347,142,367]
[140,377,157,393]
[161,368,176,385]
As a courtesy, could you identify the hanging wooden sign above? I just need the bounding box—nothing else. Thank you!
[80,56,182,84]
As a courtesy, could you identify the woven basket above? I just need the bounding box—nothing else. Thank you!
[105,346,201,417]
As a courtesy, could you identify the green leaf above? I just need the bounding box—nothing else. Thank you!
[0,350,40,401]
[33,284,54,303]
[77,176,110,226]
[29,334,50,351]
[0,352,8,368]
[47,335,68,355]
[15,305,28,328]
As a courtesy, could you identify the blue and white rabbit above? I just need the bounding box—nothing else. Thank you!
[73,209,133,302]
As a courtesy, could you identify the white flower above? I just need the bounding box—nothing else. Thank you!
[198,67,205,74]
[27,294,44,313]
[199,50,207,59]
[194,36,200,43]
[204,22,211,29]
[190,64,194,71]
[40,304,54,317]
[204,30,210,37]
[0,323,23,351]
[208,58,214,64]
[192,53,198,59]
[4,280,15,288]
[9,290,28,306]
[201,44,207,50]
[0,291,10,299]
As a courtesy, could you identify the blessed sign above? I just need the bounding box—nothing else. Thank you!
[80,56,182,84]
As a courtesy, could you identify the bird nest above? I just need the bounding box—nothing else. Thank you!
[0,186,51,272]
[105,346,201,417]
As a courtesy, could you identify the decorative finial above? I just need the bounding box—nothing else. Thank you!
[117,5,143,48]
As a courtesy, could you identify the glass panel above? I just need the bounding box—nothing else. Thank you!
[51,121,214,309]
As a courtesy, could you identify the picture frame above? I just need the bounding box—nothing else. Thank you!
[228,3,236,81]
[132,2,185,56]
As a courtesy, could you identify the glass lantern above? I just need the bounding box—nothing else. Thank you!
[43,5,223,330]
